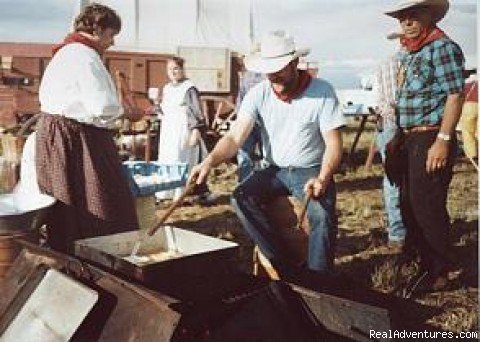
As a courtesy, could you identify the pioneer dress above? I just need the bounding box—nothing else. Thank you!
[36,37,139,253]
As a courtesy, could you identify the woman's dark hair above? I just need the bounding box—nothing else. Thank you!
[168,56,185,69]
[74,3,121,34]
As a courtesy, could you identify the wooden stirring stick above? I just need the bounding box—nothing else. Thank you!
[296,191,312,230]
[147,180,197,236]
[129,177,198,259]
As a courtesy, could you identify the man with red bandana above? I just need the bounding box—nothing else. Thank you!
[384,0,465,295]
[189,31,345,277]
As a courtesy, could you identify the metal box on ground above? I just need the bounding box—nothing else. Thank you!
[122,161,188,197]
[74,228,240,300]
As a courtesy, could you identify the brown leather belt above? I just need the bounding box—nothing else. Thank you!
[402,125,440,134]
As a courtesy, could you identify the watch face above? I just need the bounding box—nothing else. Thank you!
[438,133,451,141]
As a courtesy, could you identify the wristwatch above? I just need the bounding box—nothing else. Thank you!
[437,132,451,142]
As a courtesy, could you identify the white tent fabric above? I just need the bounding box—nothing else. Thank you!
[76,0,254,54]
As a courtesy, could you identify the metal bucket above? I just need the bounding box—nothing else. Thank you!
[0,193,54,278]
[0,193,54,233]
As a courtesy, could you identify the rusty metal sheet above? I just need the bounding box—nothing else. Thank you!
[77,276,179,342]
[0,242,181,342]
[0,261,48,332]
[0,268,98,342]
[195,281,343,342]
[0,250,55,316]
[162,280,352,341]
[291,283,393,342]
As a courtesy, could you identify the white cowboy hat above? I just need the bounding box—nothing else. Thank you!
[384,0,449,23]
[244,30,310,74]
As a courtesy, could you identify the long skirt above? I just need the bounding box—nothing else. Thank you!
[156,105,202,200]
[35,113,139,253]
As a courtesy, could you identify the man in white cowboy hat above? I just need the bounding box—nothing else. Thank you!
[189,30,345,276]
[384,0,465,295]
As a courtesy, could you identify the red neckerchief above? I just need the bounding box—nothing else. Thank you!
[272,70,312,103]
[52,32,100,56]
[400,27,446,53]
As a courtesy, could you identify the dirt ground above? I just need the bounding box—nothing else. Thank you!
[138,118,478,333]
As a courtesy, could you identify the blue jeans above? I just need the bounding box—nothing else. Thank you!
[231,165,337,273]
[375,122,406,242]
[237,125,261,182]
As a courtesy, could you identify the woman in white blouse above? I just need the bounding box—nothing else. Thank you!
[36,4,142,253]
[156,57,217,204]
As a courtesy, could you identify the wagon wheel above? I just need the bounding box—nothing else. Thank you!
[200,95,237,138]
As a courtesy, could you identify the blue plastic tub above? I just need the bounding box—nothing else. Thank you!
[123,161,188,197]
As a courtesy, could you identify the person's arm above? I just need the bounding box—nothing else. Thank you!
[184,87,206,146]
[185,87,206,130]
[373,66,385,115]
[303,80,345,197]
[372,65,386,130]
[189,115,254,185]
[426,41,465,173]
[304,129,343,197]
[426,93,464,172]
[235,74,248,112]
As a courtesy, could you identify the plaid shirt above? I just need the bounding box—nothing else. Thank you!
[374,51,404,125]
[396,37,465,128]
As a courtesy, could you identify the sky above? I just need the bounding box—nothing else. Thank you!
[0,0,477,89]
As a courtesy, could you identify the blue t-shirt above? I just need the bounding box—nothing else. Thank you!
[238,78,345,168]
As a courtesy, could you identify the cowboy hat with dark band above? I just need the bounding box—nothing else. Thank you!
[244,30,310,74]
[384,0,449,23]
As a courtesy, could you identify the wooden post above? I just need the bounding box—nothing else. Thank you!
[144,118,152,162]
[364,137,378,169]
[348,115,368,165]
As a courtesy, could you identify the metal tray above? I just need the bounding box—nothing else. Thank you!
[74,227,239,298]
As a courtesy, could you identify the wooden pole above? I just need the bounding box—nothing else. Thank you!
[147,181,196,236]
[296,192,312,231]
[364,137,378,169]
